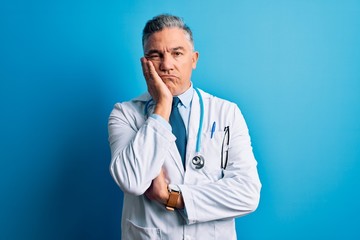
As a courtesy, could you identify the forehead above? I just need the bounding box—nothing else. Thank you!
[144,27,192,51]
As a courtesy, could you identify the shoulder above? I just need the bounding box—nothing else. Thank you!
[113,92,151,110]
[197,88,238,110]
[110,92,152,120]
[197,88,248,129]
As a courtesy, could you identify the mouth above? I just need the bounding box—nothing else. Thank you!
[160,75,178,79]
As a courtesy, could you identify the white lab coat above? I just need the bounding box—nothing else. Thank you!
[108,88,261,240]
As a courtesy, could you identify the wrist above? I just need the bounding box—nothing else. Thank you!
[154,98,172,120]
[176,194,184,209]
[166,184,182,211]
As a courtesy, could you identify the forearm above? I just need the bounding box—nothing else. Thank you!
[179,170,261,224]
[109,105,175,195]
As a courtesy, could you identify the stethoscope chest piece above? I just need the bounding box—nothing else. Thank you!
[192,155,205,169]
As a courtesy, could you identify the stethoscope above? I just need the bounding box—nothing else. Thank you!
[192,87,205,169]
[144,87,206,169]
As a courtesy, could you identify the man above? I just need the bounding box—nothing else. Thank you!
[108,14,261,240]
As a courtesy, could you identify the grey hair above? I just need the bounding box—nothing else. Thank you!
[142,14,194,48]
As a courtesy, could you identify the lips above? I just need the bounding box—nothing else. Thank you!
[160,75,178,78]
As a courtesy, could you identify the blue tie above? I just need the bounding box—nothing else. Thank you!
[169,97,187,167]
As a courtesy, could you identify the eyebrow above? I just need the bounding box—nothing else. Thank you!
[145,46,186,55]
[172,46,186,52]
[144,49,161,56]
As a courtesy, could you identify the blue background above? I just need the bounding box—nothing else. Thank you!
[1,0,359,239]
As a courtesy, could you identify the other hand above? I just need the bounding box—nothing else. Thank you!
[145,169,169,205]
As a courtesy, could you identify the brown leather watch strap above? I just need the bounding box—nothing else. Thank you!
[166,190,180,211]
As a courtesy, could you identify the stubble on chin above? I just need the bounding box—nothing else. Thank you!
[162,79,176,95]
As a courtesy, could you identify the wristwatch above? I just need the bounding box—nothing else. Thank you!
[166,184,181,211]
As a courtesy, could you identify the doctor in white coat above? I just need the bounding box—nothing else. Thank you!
[108,14,261,240]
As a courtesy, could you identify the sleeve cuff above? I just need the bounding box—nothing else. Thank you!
[177,184,197,224]
[150,113,172,131]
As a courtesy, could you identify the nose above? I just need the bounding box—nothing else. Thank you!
[159,53,174,72]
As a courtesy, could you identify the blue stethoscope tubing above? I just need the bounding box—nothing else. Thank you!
[193,87,204,154]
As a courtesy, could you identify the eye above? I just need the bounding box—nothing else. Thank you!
[173,51,183,57]
[146,53,161,61]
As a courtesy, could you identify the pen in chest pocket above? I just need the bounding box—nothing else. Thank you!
[210,121,216,139]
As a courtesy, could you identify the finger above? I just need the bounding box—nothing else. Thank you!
[144,189,154,201]
[158,168,165,177]
[146,60,161,82]
[141,58,157,98]
[140,57,150,81]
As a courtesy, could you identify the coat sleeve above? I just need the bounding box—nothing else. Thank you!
[108,102,176,196]
[179,103,261,224]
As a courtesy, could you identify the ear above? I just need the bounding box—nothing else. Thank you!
[192,51,199,69]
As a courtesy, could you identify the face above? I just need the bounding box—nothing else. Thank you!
[143,27,199,96]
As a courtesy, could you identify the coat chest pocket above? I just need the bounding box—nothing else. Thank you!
[194,131,225,182]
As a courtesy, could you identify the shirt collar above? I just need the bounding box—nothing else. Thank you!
[139,83,194,109]
[176,82,194,109]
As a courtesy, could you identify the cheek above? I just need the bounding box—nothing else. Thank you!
[180,63,194,76]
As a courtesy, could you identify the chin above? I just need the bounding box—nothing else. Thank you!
[164,82,177,94]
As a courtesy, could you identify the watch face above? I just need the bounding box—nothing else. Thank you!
[169,184,180,192]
